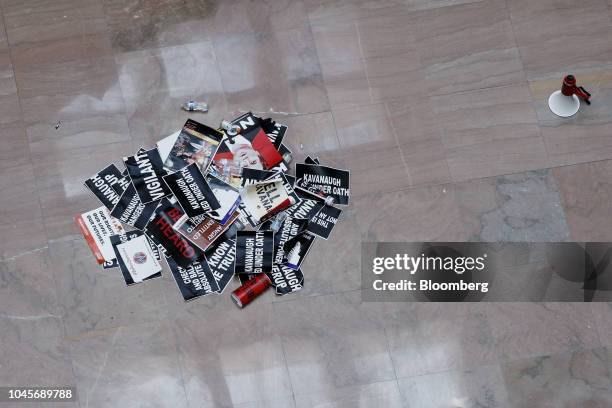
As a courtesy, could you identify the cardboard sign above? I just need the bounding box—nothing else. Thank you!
[235,231,274,275]
[241,179,295,226]
[102,259,119,269]
[241,168,276,187]
[266,264,304,295]
[166,257,219,301]
[124,147,172,204]
[277,172,301,209]
[113,169,131,194]
[205,237,236,293]
[284,188,325,221]
[306,204,342,240]
[283,232,316,270]
[110,231,162,285]
[84,164,123,210]
[261,216,308,264]
[157,131,180,163]
[75,206,124,264]
[214,112,283,170]
[270,144,292,173]
[206,175,241,225]
[304,156,319,165]
[174,211,239,252]
[258,116,287,149]
[164,119,223,172]
[110,183,160,230]
[145,198,204,267]
[163,163,220,218]
[295,163,350,205]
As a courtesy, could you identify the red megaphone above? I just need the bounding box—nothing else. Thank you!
[561,75,591,105]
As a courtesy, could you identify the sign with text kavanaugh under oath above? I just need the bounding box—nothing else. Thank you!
[295,164,350,205]
[235,230,274,275]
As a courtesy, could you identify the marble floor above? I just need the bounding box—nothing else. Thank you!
[1,0,612,407]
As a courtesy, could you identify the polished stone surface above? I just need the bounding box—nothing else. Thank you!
[1,0,612,406]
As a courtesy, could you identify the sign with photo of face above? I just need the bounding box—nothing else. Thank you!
[213,112,283,170]
[235,231,274,275]
[164,119,224,173]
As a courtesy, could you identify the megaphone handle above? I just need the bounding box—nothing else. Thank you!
[577,86,591,105]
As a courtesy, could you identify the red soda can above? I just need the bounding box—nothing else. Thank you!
[231,274,272,308]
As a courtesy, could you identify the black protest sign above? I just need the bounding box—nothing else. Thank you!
[110,231,162,285]
[285,188,326,220]
[213,112,283,170]
[261,217,308,264]
[102,259,119,269]
[270,144,292,173]
[241,168,276,187]
[277,172,301,209]
[111,183,160,230]
[295,164,350,205]
[144,198,204,267]
[124,148,172,204]
[258,116,287,149]
[113,169,131,194]
[266,264,304,295]
[166,257,219,301]
[306,205,342,240]
[283,232,316,270]
[163,163,220,218]
[235,231,274,275]
[84,164,123,210]
[174,211,239,252]
[205,237,236,293]
[304,156,320,165]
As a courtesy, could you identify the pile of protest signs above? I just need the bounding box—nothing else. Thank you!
[76,112,350,306]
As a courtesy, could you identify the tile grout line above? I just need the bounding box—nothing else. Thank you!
[167,320,193,408]
[503,0,555,167]
[274,310,298,407]
[384,102,415,187]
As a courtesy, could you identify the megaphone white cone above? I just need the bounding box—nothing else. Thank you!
[548,90,580,118]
